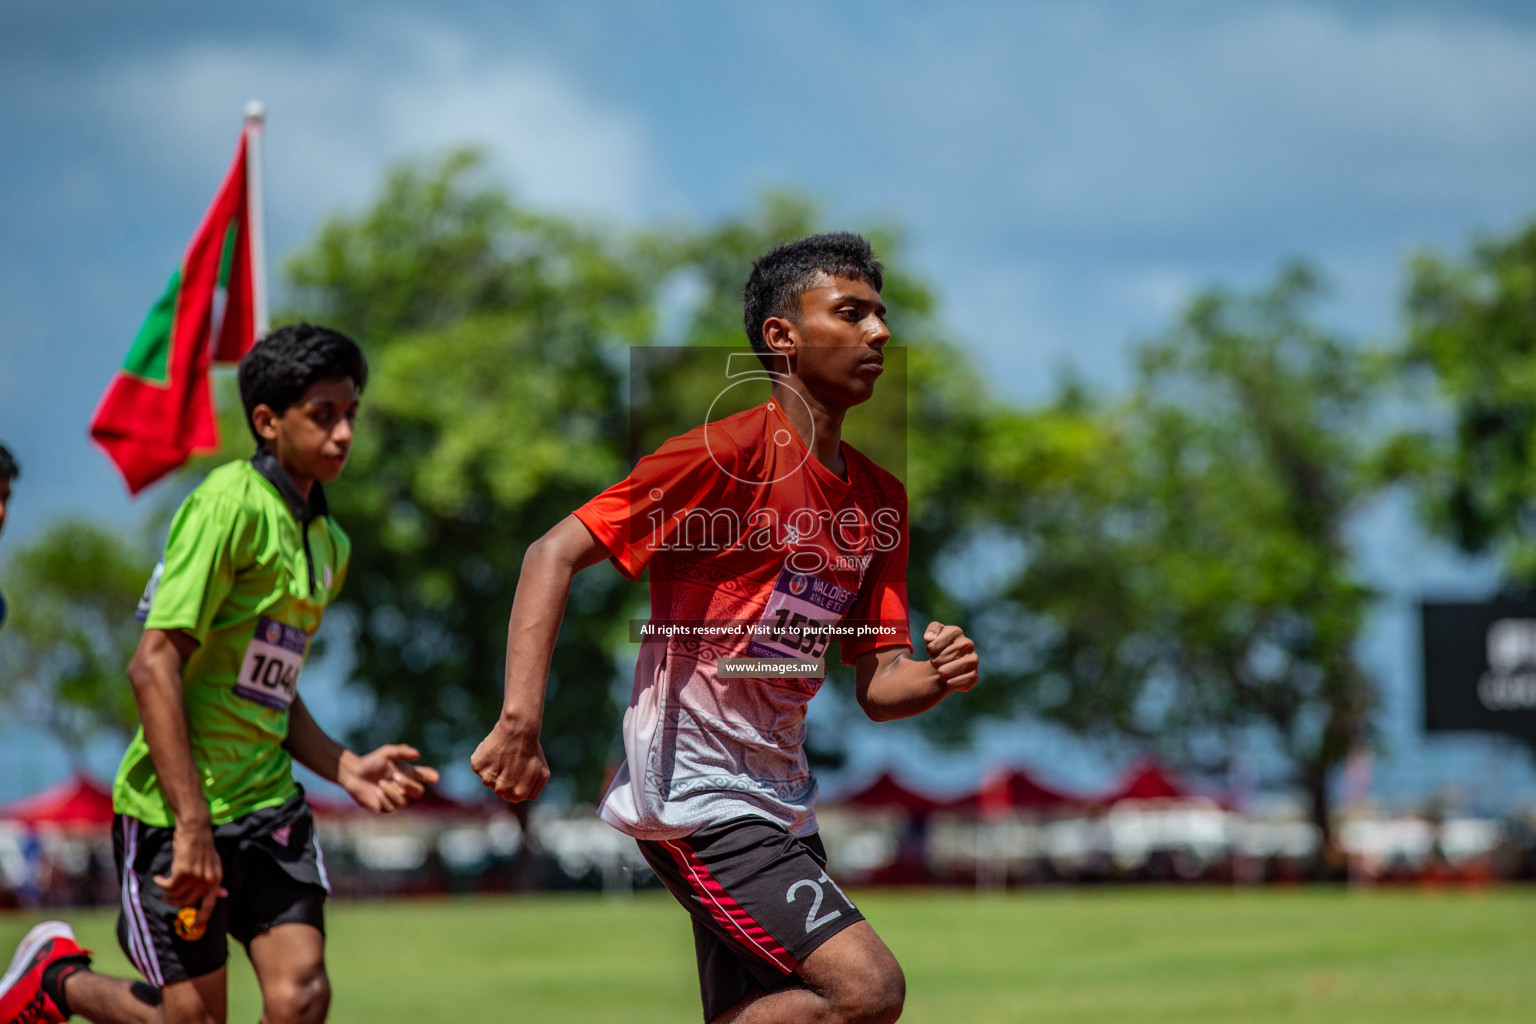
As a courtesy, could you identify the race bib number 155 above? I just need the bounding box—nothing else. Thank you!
[746,567,858,662]
[234,617,308,710]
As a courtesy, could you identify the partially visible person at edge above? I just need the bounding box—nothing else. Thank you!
[471,233,980,1024]
[1,324,439,1024]
[0,442,17,630]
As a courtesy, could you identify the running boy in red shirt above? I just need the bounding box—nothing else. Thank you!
[472,233,979,1023]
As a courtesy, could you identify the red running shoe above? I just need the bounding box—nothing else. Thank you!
[0,922,90,1024]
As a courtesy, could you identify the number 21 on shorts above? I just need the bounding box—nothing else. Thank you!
[786,870,853,934]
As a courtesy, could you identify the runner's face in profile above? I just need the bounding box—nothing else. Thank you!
[265,377,359,487]
[789,274,890,408]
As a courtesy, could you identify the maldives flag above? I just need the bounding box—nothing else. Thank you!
[90,123,261,494]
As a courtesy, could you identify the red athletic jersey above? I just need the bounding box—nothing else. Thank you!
[576,399,911,838]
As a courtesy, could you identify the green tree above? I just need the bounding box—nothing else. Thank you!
[1386,222,1536,580]
[0,521,148,759]
[284,152,654,799]
[975,267,1379,856]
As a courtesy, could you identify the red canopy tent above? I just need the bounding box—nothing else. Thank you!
[0,775,116,829]
[942,768,1082,815]
[408,786,487,819]
[1099,762,1190,805]
[833,771,945,816]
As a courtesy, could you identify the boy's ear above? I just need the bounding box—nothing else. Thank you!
[761,315,798,356]
[251,404,280,442]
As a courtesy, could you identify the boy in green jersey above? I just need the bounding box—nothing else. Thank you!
[1,324,437,1024]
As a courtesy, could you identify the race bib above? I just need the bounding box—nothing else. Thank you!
[234,616,309,710]
[746,566,858,662]
[135,560,164,624]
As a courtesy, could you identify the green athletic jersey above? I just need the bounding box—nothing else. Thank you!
[112,451,351,827]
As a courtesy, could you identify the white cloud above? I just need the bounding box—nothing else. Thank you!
[98,17,661,235]
[766,2,1536,395]
[12,0,1536,403]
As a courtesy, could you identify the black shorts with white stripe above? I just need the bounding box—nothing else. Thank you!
[112,789,328,986]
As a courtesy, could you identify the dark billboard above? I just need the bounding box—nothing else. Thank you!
[1422,599,1536,739]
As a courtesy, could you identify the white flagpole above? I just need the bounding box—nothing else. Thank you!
[243,100,270,338]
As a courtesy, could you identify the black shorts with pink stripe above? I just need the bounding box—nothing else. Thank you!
[111,791,328,986]
[637,816,864,1021]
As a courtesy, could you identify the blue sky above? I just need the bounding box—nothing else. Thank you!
[3,0,1536,807]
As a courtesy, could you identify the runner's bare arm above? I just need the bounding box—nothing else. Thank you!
[127,627,223,918]
[471,514,612,802]
[854,621,979,722]
[284,695,439,813]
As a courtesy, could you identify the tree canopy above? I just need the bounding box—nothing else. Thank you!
[970,267,1379,849]
[1388,224,1536,582]
[0,520,149,758]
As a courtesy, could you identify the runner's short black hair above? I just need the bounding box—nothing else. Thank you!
[742,233,884,354]
[238,323,368,439]
[0,443,17,482]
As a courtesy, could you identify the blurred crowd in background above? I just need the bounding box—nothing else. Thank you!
[3,766,1529,911]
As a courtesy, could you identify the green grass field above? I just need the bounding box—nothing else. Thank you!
[4,888,1533,1022]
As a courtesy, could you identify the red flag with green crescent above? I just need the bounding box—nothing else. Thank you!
[90,125,259,494]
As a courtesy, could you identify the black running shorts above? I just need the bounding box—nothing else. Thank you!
[637,816,865,1021]
[112,790,328,986]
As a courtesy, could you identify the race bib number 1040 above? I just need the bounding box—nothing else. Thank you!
[235,617,309,710]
